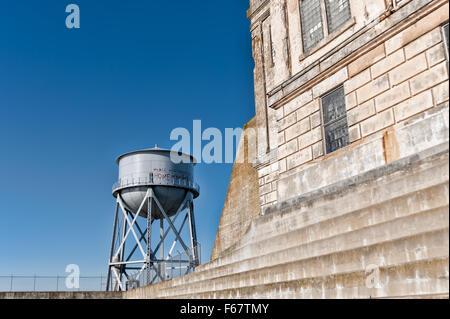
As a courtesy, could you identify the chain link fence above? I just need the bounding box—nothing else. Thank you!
[0,275,106,292]
[110,244,201,291]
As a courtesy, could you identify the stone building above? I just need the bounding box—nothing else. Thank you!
[2,0,448,301]
[123,0,449,299]
[247,0,449,214]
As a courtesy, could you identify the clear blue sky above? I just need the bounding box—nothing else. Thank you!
[0,1,254,276]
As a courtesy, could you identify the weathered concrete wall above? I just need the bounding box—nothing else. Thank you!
[277,105,449,202]
[253,0,449,210]
[211,118,260,260]
[123,140,449,298]
[0,291,122,299]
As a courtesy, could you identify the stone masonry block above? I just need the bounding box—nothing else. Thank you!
[259,177,264,186]
[389,53,428,86]
[410,62,449,96]
[278,158,287,173]
[375,82,411,112]
[312,141,323,158]
[276,107,284,120]
[348,44,385,77]
[356,74,390,104]
[265,190,277,203]
[310,111,321,128]
[297,99,320,121]
[285,117,310,141]
[259,182,272,195]
[271,181,277,191]
[270,162,279,173]
[371,49,405,79]
[394,90,434,121]
[259,195,265,206]
[286,146,313,170]
[426,43,447,67]
[344,68,372,94]
[278,132,285,145]
[432,80,449,105]
[312,67,348,98]
[265,172,278,184]
[360,109,394,137]
[348,125,361,143]
[298,126,322,150]
[348,99,376,126]
[284,90,313,115]
[279,112,297,131]
[346,92,357,110]
[258,165,272,178]
[278,138,298,159]
[404,27,442,60]
[385,2,450,54]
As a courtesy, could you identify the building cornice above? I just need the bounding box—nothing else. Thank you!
[247,0,271,22]
[266,0,447,109]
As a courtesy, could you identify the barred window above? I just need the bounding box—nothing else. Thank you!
[300,0,324,52]
[321,85,349,154]
[325,0,351,33]
[300,0,352,52]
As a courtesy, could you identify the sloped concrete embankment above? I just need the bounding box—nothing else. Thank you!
[124,141,449,299]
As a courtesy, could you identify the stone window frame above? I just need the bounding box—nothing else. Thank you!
[442,21,449,63]
[299,0,353,54]
[319,84,350,154]
[260,13,275,69]
[269,24,276,67]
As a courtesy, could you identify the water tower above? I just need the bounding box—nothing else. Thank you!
[106,147,200,291]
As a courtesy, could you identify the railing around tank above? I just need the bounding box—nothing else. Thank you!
[112,173,200,194]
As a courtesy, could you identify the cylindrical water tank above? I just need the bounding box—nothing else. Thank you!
[112,147,199,219]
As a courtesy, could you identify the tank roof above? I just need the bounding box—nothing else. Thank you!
[116,146,197,164]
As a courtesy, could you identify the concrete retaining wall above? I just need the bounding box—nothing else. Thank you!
[123,134,449,298]
[0,291,122,299]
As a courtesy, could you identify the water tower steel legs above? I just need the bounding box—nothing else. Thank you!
[106,202,119,291]
[106,187,199,291]
[188,201,199,267]
[146,193,152,286]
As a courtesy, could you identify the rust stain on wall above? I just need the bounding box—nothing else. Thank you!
[383,127,400,164]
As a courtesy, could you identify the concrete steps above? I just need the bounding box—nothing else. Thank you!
[158,214,448,298]
[167,257,449,299]
[166,197,448,291]
[124,147,449,299]
[199,149,449,271]
[200,182,448,273]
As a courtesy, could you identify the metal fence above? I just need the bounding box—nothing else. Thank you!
[0,275,106,292]
[112,244,202,291]
[109,244,201,290]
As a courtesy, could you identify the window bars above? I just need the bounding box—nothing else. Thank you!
[321,85,349,154]
[325,0,351,33]
[300,0,324,52]
[300,0,351,51]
